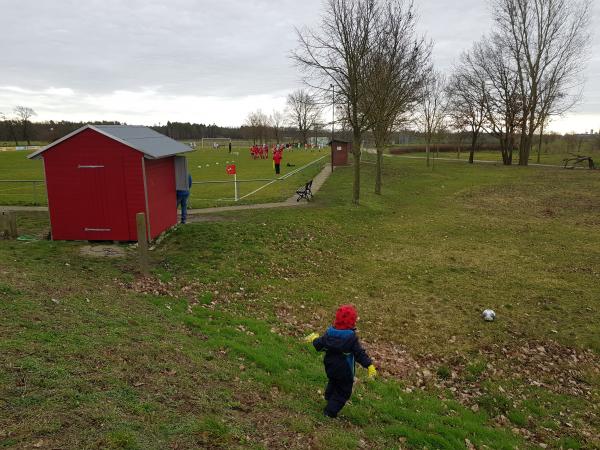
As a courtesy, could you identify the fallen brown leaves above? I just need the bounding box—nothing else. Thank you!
[118,276,241,311]
[275,303,600,447]
[384,340,599,446]
[118,275,600,447]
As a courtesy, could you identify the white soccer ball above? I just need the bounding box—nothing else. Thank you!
[482,309,496,322]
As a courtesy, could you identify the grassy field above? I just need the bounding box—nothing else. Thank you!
[1,158,599,449]
[388,148,600,166]
[0,147,327,207]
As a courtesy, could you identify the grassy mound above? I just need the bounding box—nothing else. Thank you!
[1,158,599,448]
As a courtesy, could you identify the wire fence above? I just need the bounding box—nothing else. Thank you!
[189,155,327,206]
[0,180,46,205]
[0,155,328,207]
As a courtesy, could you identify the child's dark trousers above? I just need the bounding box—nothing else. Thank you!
[324,374,353,417]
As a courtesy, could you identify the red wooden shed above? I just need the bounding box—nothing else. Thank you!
[28,125,193,241]
[330,139,351,168]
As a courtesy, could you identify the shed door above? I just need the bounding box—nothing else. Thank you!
[78,164,129,240]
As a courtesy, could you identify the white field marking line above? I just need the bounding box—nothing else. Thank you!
[235,178,278,201]
[237,155,327,201]
[279,155,327,180]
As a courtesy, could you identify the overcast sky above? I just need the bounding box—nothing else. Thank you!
[0,0,598,133]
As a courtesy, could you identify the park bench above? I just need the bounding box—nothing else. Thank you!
[296,179,313,202]
[562,154,596,170]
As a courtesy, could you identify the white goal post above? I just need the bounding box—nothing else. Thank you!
[201,137,232,148]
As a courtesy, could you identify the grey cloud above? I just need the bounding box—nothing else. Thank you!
[0,0,597,123]
[2,0,309,96]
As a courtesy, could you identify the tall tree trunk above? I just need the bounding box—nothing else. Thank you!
[352,131,361,205]
[525,116,536,165]
[518,139,524,165]
[375,148,383,195]
[500,138,510,165]
[536,121,544,164]
[468,132,477,164]
[519,118,535,166]
[518,137,529,165]
[426,142,430,167]
[518,99,531,166]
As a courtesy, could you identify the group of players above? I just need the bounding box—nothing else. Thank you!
[250,143,269,159]
[249,143,295,159]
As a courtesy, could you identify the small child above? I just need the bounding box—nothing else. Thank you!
[305,305,377,418]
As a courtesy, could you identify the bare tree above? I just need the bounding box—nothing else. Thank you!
[14,106,36,145]
[366,0,430,194]
[417,72,447,167]
[492,0,591,165]
[294,0,380,204]
[286,89,321,146]
[270,110,286,144]
[463,36,522,165]
[244,109,269,144]
[446,56,486,164]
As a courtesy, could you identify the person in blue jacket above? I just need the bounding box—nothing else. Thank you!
[305,305,377,418]
[176,174,192,224]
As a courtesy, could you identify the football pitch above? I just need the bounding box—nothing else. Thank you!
[0,146,329,208]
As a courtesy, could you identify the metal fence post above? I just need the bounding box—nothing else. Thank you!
[0,211,17,239]
[7,212,17,239]
[0,212,6,238]
[32,181,37,205]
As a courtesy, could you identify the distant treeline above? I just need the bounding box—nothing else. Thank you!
[0,118,345,145]
[1,119,597,155]
[0,117,438,146]
[0,119,251,144]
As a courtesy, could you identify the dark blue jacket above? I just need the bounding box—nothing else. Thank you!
[313,327,372,379]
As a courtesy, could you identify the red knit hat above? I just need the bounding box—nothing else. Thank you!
[333,305,357,330]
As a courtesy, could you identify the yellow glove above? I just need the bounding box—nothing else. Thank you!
[303,332,319,343]
[367,364,377,379]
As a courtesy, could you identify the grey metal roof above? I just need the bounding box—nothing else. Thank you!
[28,124,193,159]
